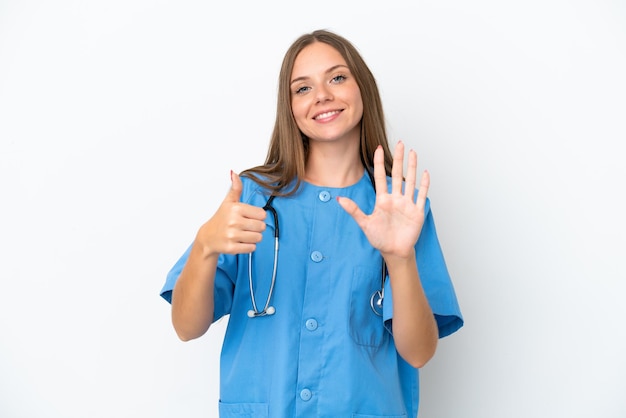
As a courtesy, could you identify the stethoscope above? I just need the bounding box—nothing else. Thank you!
[247,195,279,318]
[247,172,388,318]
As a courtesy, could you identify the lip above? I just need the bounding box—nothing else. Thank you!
[312,109,343,121]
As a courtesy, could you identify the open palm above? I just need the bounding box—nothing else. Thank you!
[338,141,429,260]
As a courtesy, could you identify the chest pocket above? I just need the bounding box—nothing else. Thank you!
[218,401,268,417]
[349,266,388,347]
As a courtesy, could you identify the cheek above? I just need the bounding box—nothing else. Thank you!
[291,101,308,128]
[354,91,364,119]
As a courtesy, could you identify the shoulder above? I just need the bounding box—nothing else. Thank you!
[239,174,273,204]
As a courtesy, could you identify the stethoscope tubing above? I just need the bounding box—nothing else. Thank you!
[247,196,279,317]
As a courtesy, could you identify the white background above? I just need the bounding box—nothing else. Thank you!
[1,1,625,417]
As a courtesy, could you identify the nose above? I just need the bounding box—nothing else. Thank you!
[315,84,333,103]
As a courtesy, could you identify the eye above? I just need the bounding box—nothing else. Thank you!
[294,85,310,95]
[331,74,347,83]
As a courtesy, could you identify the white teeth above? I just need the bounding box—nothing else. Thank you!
[315,111,339,120]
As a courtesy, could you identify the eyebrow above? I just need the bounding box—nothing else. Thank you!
[290,64,349,86]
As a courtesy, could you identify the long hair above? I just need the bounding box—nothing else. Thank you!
[241,29,393,196]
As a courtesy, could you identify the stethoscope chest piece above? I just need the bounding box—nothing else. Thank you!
[370,289,384,316]
[370,261,388,316]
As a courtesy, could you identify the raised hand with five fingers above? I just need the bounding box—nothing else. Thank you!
[337,141,430,261]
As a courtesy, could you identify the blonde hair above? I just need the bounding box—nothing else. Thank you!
[241,29,393,196]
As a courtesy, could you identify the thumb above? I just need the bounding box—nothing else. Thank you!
[336,196,367,227]
[226,170,243,202]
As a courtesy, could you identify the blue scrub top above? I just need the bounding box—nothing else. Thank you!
[161,172,463,418]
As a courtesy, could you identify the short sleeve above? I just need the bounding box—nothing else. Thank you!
[160,244,192,304]
[383,199,463,339]
[159,244,238,323]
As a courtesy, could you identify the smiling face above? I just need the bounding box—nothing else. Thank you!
[290,41,364,145]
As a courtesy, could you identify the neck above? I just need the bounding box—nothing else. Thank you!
[304,141,364,187]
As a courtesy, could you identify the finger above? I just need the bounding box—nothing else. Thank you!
[225,171,267,222]
[237,230,265,245]
[242,218,267,233]
[236,204,267,222]
[404,149,417,200]
[225,170,243,203]
[372,145,388,196]
[415,170,430,210]
[224,241,259,255]
[223,228,264,254]
[227,212,267,233]
[336,196,368,229]
[391,141,405,195]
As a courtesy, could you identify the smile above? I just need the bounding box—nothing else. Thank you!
[313,110,341,120]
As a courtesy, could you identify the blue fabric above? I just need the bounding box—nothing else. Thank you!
[160,172,463,417]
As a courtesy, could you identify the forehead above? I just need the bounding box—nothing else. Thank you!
[291,42,347,79]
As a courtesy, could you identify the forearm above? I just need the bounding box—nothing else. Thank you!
[385,254,438,368]
[171,241,218,341]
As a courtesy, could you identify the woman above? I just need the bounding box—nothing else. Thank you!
[160,29,463,417]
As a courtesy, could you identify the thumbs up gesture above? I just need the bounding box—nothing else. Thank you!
[195,171,267,256]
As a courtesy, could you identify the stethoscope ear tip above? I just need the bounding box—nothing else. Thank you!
[248,306,276,318]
